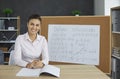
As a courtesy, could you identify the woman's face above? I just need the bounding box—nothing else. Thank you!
[27,19,41,35]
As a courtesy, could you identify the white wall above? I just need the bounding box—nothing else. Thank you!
[105,0,120,15]
[94,0,120,15]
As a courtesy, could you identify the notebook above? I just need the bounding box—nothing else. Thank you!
[16,65,60,77]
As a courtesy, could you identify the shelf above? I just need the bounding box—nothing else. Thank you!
[112,54,120,60]
[3,52,10,53]
[0,29,18,31]
[112,31,120,34]
[0,40,15,43]
[4,62,8,65]
[0,17,19,20]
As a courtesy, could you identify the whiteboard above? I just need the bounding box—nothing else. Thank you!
[48,24,100,65]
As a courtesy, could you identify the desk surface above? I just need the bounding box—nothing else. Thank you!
[0,65,110,79]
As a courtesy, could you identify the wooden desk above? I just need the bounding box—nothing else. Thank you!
[0,65,110,79]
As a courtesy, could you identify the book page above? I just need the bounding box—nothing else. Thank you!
[16,65,60,77]
[16,68,41,77]
[41,65,60,77]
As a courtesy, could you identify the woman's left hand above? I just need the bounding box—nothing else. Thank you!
[32,60,44,68]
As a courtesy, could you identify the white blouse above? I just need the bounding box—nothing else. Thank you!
[14,33,49,67]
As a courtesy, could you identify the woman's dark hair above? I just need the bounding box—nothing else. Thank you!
[27,14,41,23]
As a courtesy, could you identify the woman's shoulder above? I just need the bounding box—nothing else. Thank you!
[16,33,26,39]
[37,35,48,43]
[18,33,25,37]
[37,35,47,40]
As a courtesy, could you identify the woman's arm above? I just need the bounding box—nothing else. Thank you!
[14,36,28,67]
[41,37,49,65]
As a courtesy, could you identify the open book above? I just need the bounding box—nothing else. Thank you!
[16,65,60,77]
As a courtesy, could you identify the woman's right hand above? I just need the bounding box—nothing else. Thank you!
[26,62,34,69]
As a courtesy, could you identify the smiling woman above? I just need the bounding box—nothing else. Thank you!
[13,14,49,69]
[27,15,41,41]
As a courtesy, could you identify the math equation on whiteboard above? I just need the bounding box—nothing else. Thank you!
[48,24,100,65]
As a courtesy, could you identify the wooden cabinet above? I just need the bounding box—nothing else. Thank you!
[0,16,20,64]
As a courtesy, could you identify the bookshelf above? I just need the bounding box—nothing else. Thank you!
[0,16,20,64]
[111,6,120,79]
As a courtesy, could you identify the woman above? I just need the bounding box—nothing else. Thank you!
[14,14,49,69]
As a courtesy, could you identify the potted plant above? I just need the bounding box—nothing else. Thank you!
[2,8,13,17]
[2,8,13,29]
[72,10,81,16]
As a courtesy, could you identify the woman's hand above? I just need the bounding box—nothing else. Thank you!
[26,60,44,69]
[32,60,44,68]
[26,62,34,69]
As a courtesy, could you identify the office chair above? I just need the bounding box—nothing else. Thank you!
[9,50,15,65]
